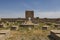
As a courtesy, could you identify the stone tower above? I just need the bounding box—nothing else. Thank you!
[25,11,34,20]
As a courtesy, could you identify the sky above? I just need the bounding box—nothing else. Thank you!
[0,0,60,18]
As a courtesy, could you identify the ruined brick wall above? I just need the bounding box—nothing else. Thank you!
[25,11,34,20]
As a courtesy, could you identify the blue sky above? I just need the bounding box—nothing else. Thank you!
[0,0,60,18]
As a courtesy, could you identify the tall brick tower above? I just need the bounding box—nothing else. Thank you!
[25,11,34,20]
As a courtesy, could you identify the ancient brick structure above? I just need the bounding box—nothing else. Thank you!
[25,11,34,20]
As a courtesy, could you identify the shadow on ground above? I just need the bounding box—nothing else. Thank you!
[48,35,55,40]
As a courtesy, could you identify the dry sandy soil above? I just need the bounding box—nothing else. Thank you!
[7,30,50,40]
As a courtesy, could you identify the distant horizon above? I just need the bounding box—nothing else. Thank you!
[1,16,60,19]
[0,0,60,18]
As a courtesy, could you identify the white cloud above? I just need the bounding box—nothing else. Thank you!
[0,12,25,18]
[35,11,60,18]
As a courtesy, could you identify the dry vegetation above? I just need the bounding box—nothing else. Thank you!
[0,22,57,40]
[6,29,50,40]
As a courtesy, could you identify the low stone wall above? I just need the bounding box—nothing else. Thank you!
[0,30,10,40]
[50,30,60,40]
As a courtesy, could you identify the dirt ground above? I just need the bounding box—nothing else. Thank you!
[7,30,50,40]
